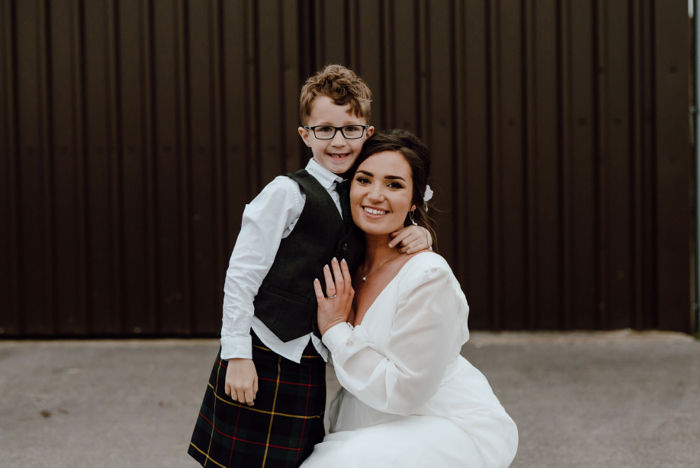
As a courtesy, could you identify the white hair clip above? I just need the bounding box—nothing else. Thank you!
[423,185,433,211]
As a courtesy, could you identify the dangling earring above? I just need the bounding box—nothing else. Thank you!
[408,210,417,226]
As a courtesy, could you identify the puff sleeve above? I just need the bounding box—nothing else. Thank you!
[323,259,469,416]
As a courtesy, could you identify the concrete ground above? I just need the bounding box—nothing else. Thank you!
[0,330,698,467]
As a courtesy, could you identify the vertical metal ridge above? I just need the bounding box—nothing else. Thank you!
[108,0,123,333]
[419,0,430,142]
[487,0,502,329]
[315,0,325,67]
[413,0,422,135]
[559,0,573,329]
[219,0,231,246]
[415,0,425,137]
[631,0,644,328]
[343,0,351,66]
[646,0,658,327]
[241,0,252,201]
[483,0,495,328]
[594,0,608,329]
[349,0,360,69]
[40,0,56,334]
[73,0,89,332]
[448,0,460,274]
[242,0,253,201]
[379,0,389,127]
[248,0,261,194]
[142,0,157,331]
[3,0,21,333]
[213,0,226,301]
[524,0,538,329]
[276,0,286,175]
[453,0,466,282]
[301,0,315,76]
[175,0,192,329]
[384,0,395,127]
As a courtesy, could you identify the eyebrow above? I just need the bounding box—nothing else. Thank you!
[356,170,407,182]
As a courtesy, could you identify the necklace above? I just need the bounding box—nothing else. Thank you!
[362,251,400,281]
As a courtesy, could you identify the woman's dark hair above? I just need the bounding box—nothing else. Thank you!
[350,129,438,250]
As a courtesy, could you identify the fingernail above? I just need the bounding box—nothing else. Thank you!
[324,265,329,270]
[314,278,319,283]
[342,258,347,264]
[333,257,338,263]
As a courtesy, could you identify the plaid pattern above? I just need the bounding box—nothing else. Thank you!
[188,333,327,467]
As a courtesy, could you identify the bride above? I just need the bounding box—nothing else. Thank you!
[302,130,518,467]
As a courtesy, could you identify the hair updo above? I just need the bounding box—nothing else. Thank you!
[350,129,438,250]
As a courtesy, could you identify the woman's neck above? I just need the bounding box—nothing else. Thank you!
[362,234,397,268]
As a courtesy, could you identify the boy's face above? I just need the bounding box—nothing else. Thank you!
[298,96,374,175]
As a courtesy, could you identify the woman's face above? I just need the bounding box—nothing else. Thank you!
[350,151,415,237]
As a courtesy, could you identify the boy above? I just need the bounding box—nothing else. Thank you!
[188,65,431,467]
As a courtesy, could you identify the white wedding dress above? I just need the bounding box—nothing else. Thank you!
[302,252,518,468]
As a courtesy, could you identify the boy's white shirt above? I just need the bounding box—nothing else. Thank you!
[220,158,344,363]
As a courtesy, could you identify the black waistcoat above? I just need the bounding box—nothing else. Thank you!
[252,169,364,342]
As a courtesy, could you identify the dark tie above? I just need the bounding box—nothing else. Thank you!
[335,180,352,230]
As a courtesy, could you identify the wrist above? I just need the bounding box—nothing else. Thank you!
[321,321,355,353]
[319,319,352,337]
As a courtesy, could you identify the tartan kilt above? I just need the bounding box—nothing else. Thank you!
[188,333,327,468]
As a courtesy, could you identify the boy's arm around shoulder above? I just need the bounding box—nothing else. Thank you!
[220,175,304,359]
[389,225,433,254]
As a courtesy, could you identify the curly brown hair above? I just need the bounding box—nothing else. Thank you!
[299,64,372,126]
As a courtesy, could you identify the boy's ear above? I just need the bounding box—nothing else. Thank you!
[366,126,375,138]
[298,127,312,147]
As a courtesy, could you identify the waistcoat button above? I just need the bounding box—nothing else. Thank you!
[341,243,348,251]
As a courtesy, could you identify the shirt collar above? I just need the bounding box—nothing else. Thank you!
[305,158,344,190]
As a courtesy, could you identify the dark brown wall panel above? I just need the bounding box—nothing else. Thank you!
[457,0,490,330]
[0,0,20,335]
[0,0,693,337]
[152,0,187,335]
[528,0,562,330]
[654,1,691,331]
[16,0,54,335]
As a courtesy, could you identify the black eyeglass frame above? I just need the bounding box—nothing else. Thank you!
[302,125,371,140]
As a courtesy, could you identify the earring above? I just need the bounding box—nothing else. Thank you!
[408,210,417,226]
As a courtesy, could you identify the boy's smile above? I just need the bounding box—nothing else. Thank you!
[299,96,374,175]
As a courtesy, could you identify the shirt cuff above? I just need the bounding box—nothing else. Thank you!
[321,322,354,355]
[220,335,253,360]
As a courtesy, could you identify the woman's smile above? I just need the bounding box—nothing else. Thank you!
[362,206,389,217]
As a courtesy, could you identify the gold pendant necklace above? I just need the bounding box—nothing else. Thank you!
[362,251,400,281]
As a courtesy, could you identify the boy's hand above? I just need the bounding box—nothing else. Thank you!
[225,358,259,406]
[314,258,354,335]
[389,225,432,254]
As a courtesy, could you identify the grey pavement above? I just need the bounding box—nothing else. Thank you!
[1,330,698,467]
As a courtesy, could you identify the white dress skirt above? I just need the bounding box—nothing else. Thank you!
[301,252,518,468]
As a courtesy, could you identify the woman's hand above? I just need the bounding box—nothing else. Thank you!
[225,358,259,406]
[314,258,354,336]
[389,225,432,254]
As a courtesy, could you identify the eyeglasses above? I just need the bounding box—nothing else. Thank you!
[303,125,370,140]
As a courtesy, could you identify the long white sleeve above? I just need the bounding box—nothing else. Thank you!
[219,176,303,359]
[323,259,469,416]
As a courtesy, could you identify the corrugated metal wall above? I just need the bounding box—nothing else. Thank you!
[0,0,692,337]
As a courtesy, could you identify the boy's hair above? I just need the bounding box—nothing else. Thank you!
[299,64,372,125]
